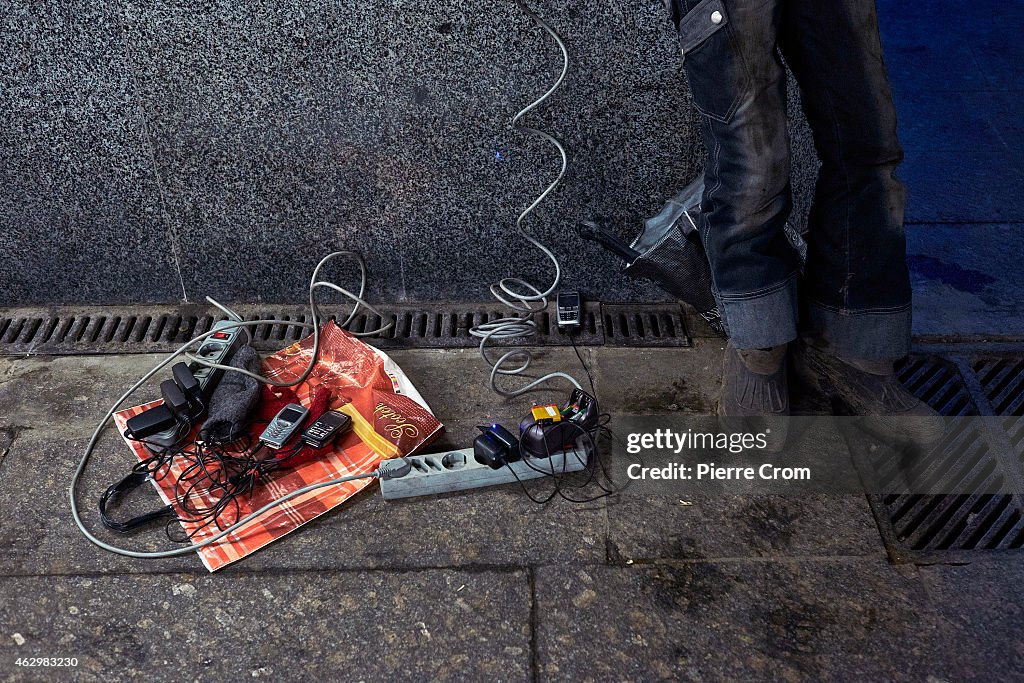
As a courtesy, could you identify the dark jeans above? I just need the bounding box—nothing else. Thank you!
[669,0,911,359]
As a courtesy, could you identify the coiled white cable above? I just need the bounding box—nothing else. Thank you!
[184,252,391,387]
[470,1,582,397]
[69,251,395,558]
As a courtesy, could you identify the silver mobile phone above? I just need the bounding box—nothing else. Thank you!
[259,403,309,449]
[556,291,581,329]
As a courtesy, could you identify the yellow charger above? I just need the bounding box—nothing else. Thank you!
[531,404,562,422]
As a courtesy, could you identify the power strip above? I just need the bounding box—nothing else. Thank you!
[379,447,588,500]
[146,319,243,448]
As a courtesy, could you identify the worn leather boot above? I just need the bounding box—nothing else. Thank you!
[793,336,945,449]
[718,343,789,451]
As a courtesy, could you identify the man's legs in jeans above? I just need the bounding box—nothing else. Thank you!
[780,0,911,359]
[676,0,796,429]
[778,0,941,439]
[678,0,797,349]
[675,0,941,438]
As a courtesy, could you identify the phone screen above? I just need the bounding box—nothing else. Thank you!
[319,411,348,428]
[279,407,305,423]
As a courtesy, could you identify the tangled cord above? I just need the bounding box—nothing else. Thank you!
[184,251,392,388]
[162,438,303,544]
[469,1,581,398]
[70,251,396,559]
[120,421,318,545]
[508,406,619,505]
[505,344,619,505]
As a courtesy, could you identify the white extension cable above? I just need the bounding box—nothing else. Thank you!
[469,1,583,397]
[69,251,397,558]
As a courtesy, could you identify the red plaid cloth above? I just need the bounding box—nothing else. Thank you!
[112,323,443,571]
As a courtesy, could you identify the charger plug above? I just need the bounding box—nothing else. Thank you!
[474,424,520,469]
[377,458,413,480]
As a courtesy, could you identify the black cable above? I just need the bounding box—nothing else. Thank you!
[152,434,321,544]
[133,435,272,543]
[568,330,596,397]
[508,394,620,505]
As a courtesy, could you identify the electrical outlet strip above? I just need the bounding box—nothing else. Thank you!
[379,447,588,500]
[146,319,243,448]
[190,319,245,398]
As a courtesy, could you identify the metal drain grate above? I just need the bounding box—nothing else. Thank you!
[859,353,1024,561]
[0,308,312,355]
[972,357,1024,416]
[601,304,691,348]
[895,355,978,417]
[0,302,646,355]
[345,302,605,349]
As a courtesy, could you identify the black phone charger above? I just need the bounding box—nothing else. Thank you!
[474,423,520,469]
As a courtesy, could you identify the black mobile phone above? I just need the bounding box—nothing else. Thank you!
[301,410,353,449]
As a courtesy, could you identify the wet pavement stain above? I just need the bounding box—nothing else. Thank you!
[647,563,736,614]
[763,596,835,677]
[907,255,999,303]
[739,499,801,551]
[641,378,711,413]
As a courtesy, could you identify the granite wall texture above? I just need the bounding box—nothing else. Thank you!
[0,1,816,306]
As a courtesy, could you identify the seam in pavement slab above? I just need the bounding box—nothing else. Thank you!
[528,569,544,683]
[2,563,535,581]
[2,558,939,580]
[3,557,933,581]
[596,555,925,568]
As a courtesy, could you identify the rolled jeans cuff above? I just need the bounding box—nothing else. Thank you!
[805,300,912,360]
[718,274,798,349]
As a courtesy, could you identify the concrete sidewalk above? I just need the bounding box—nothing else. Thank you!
[1,342,1022,681]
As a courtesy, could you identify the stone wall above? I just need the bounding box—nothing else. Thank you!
[0,1,815,305]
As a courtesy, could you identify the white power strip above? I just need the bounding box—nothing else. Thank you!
[379,447,588,500]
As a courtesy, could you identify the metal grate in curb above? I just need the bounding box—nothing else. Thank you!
[341,302,607,349]
[0,302,668,355]
[858,353,1024,562]
[601,304,691,348]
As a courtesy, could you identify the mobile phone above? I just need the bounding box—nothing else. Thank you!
[301,410,352,449]
[556,291,581,329]
[259,403,310,449]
